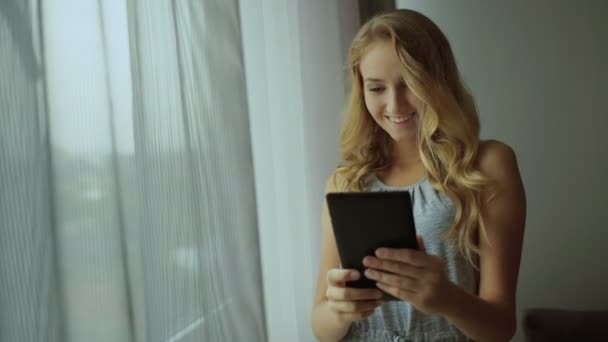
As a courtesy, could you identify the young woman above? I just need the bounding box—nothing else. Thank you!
[310,9,526,342]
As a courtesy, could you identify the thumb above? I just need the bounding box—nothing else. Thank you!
[416,234,427,253]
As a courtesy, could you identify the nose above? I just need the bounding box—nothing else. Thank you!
[385,88,410,115]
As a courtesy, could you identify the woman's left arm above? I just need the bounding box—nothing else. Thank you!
[441,141,526,341]
[364,141,526,341]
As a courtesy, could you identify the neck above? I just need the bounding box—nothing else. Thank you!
[391,137,421,169]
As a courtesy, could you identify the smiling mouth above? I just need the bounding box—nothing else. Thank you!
[385,112,416,124]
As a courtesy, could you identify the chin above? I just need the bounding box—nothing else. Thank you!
[388,130,416,142]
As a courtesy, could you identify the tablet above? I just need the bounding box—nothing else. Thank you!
[326,191,418,301]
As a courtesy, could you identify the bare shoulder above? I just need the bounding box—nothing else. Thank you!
[476,139,521,183]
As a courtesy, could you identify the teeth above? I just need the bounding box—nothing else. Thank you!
[387,112,415,124]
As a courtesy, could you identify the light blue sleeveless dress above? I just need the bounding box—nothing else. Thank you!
[341,174,478,342]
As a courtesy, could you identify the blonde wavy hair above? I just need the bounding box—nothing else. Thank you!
[335,9,495,265]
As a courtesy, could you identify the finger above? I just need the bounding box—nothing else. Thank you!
[364,269,418,291]
[326,286,384,301]
[339,309,377,322]
[328,299,384,314]
[375,247,431,268]
[376,282,415,302]
[363,256,424,279]
[327,269,359,285]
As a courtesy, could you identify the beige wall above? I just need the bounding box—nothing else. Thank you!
[396,1,608,340]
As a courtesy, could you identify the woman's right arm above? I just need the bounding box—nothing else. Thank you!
[309,183,352,341]
[310,175,384,341]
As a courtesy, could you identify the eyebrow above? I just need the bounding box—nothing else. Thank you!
[363,78,384,83]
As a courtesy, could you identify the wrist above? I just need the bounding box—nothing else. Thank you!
[328,304,353,327]
[312,301,352,342]
[437,281,468,319]
[323,301,354,329]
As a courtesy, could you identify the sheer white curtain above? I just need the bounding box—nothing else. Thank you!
[238,1,361,340]
[0,1,61,341]
[0,0,265,341]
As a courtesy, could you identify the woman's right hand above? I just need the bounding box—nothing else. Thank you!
[325,268,385,323]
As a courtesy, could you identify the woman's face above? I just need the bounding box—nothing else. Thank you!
[359,40,422,142]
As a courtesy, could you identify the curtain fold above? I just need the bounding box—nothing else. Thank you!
[0,0,63,341]
[0,0,266,341]
[127,0,266,340]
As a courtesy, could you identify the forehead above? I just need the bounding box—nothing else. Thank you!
[359,40,403,80]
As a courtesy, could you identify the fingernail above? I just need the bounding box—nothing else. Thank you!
[363,256,373,266]
[365,269,376,278]
[350,271,359,279]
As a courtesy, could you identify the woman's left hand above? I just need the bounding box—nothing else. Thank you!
[362,235,457,315]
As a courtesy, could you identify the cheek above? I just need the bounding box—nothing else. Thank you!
[405,91,422,111]
[364,96,383,117]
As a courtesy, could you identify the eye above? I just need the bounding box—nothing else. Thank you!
[368,87,385,93]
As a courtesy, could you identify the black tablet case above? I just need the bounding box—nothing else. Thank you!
[326,191,418,301]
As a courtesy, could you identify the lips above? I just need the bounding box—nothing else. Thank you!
[385,112,416,124]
